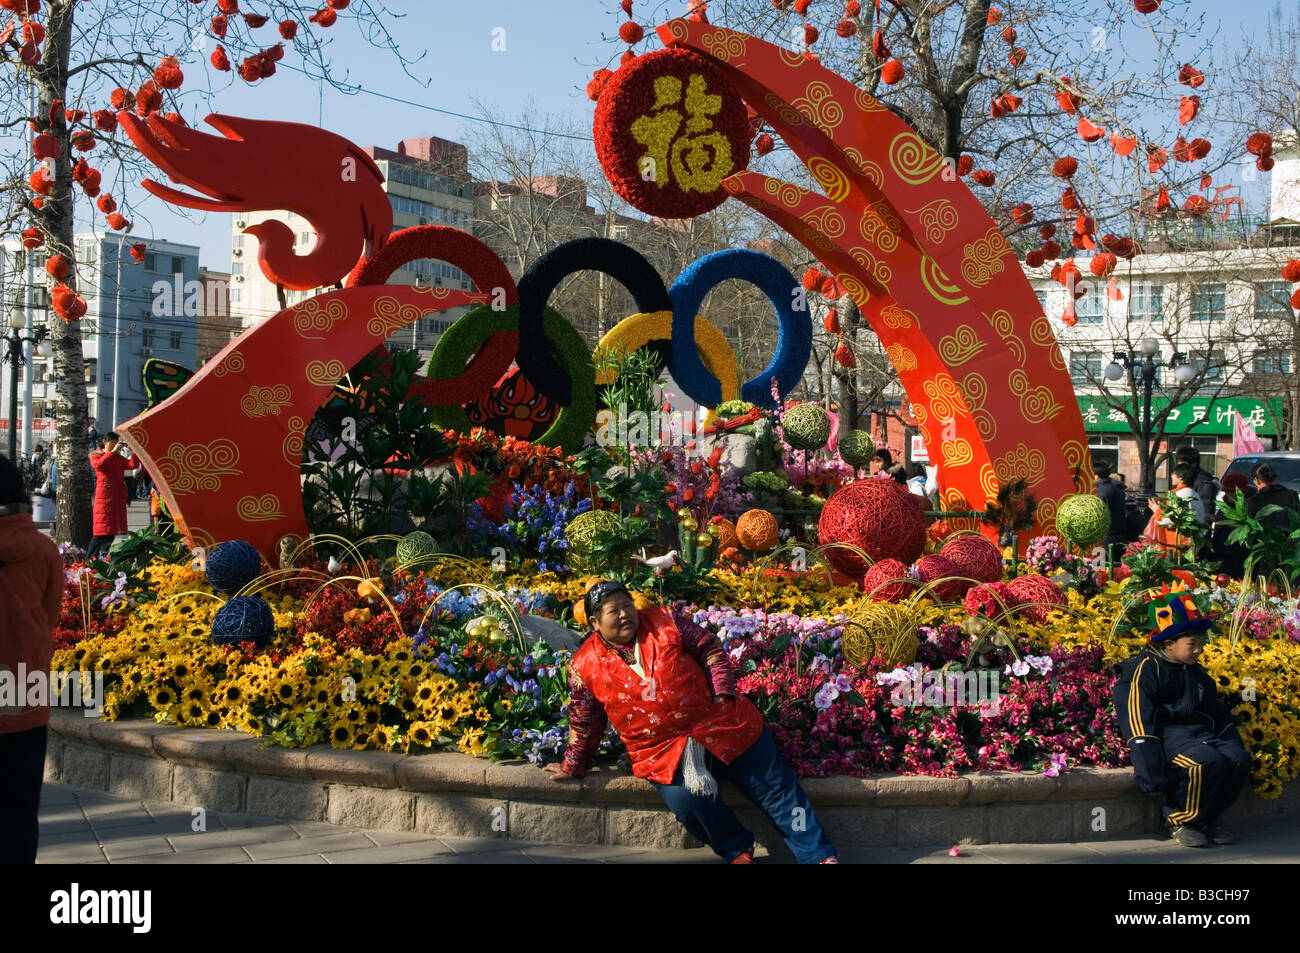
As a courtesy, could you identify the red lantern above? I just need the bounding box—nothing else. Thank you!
[1281,260,1300,283]
[1077,117,1105,142]
[971,169,995,186]
[880,59,904,84]
[1178,63,1204,87]
[1052,156,1078,179]
[835,342,856,368]
[619,21,643,44]
[45,254,69,281]
[154,56,184,90]
[280,19,299,39]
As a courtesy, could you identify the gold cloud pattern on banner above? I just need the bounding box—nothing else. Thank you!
[292,298,348,340]
[238,494,286,523]
[938,325,986,366]
[959,227,1011,288]
[888,132,946,185]
[305,360,346,387]
[240,384,293,418]
[905,199,959,245]
[157,439,242,495]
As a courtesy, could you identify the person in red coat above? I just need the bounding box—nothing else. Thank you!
[0,453,65,863]
[87,432,139,562]
[545,580,839,864]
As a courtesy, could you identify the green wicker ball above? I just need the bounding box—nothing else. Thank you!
[784,403,832,451]
[564,510,625,572]
[1055,493,1111,549]
[838,430,875,468]
[396,531,439,570]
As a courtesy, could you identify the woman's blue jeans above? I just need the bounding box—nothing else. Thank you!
[649,727,836,863]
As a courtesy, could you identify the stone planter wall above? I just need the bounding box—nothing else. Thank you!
[45,711,1298,857]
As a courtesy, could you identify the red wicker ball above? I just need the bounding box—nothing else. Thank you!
[818,478,927,576]
[1005,573,1067,624]
[940,535,1004,584]
[862,558,912,602]
[915,553,968,602]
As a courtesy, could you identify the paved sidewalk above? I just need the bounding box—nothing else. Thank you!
[35,782,1300,864]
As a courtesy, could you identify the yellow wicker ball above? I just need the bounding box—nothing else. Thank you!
[843,602,922,668]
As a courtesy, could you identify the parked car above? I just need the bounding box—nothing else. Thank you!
[1222,452,1300,493]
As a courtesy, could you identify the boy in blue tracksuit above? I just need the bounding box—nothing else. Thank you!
[1112,591,1251,847]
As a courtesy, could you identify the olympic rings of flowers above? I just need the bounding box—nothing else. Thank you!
[669,250,812,408]
[593,47,751,219]
[347,224,519,406]
[426,304,596,454]
[595,310,740,405]
[516,237,672,405]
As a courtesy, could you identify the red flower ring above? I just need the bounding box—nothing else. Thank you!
[346,224,518,406]
[516,237,671,405]
[594,47,750,219]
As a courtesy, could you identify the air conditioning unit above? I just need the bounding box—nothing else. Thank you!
[235,219,247,228]
[141,347,151,357]
[234,275,244,282]
[233,249,242,256]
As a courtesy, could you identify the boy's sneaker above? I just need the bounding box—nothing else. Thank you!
[729,850,755,864]
[1168,824,1209,847]
[1201,823,1234,845]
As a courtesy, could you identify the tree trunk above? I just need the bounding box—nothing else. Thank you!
[42,1,92,546]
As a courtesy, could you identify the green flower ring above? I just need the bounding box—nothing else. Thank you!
[517,238,673,405]
[425,304,596,454]
[669,250,812,408]
[595,310,741,406]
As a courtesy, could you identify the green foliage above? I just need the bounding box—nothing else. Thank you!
[1160,491,1210,561]
[1215,492,1300,581]
[1121,545,1179,593]
[301,348,454,553]
[94,521,191,600]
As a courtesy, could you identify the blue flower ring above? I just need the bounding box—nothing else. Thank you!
[668,250,812,408]
[425,304,596,454]
[516,238,672,404]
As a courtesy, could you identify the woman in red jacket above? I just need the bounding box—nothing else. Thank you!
[87,432,139,562]
[0,453,65,863]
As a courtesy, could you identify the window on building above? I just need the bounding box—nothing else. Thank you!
[142,328,156,349]
[231,261,243,276]
[1190,348,1225,380]
[231,288,242,304]
[32,362,48,384]
[1034,289,1048,312]
[84,358,97,383]
[298,231,313,247]
[171,256,185,273]
[1070,350,1104,383]
[1088,434,1120,475]
[1076,285,1106,323]
[169,331,182,350]
[1253,351,1291,374]
[143,252,157,271]
[1190,283,1226,321]
[1254,280,1293,321]
[232,234,244,250]
[1129,282,1163,322]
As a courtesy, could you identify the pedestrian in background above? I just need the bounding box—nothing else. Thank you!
[1094,462,1127,565]
[1212,473,1251,579]
[87,432,139,562]
[0,454,64,863]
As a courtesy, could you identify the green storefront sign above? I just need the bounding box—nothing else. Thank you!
[1076,395,1283,435]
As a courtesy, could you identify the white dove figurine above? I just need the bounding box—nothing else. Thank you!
[327,556,344,575]
[632,549,678,574]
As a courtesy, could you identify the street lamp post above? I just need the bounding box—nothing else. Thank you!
[4,308,51,462]
[1104,336,1197,495]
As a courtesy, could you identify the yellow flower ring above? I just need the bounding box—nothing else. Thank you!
[669,250,812,408]
[595,310,740,409]
[425,304,596,455]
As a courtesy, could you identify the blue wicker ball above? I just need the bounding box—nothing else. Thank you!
[211,596,275,648]
[205,540,262,594]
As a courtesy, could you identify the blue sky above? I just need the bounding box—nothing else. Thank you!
[111,0,1292,268]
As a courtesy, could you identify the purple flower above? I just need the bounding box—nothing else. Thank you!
[814,683,840,710]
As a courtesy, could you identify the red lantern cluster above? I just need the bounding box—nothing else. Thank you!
[1247,133,1274,172]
